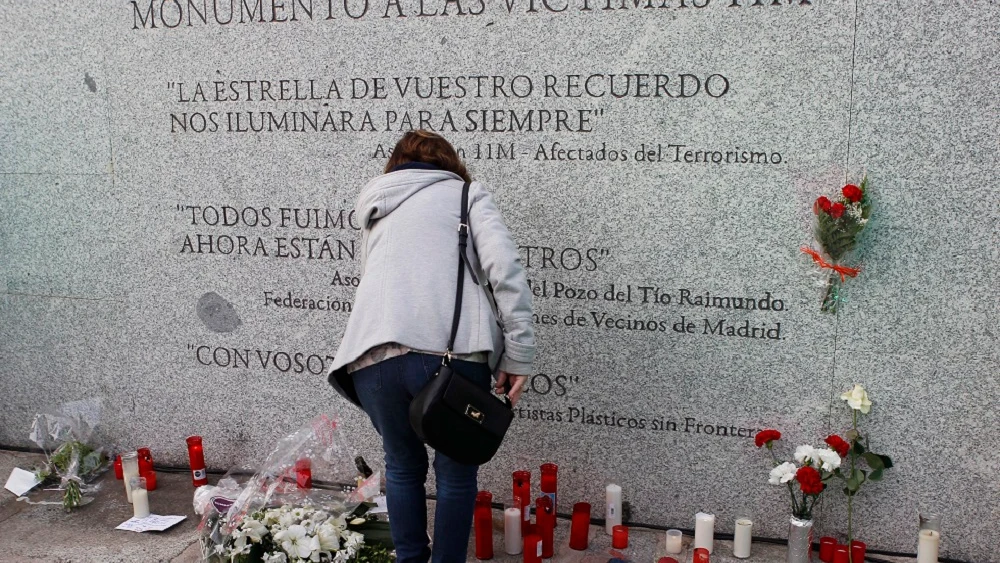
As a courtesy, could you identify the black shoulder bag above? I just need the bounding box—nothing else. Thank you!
[408,181,514,466]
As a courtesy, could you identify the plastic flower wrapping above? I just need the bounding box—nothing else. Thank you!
[197,414,391,563]
[29,398,110,511]
[802,176,872,313]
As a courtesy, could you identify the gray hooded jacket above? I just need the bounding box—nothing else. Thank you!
[327,168,535,405]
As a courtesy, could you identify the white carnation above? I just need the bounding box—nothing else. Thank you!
[769,462,798,485]
[794,445,817,465]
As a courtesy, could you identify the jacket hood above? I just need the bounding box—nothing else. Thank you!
[356,169,464,228]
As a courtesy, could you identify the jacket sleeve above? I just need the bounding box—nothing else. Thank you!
[468,182,536,375]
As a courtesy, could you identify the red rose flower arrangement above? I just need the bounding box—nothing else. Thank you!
[757,428,841,520]
[802,177,872,313]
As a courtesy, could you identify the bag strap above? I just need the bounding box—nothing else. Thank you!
[445,181,472,362]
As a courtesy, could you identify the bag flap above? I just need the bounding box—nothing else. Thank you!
[441,367,512,437]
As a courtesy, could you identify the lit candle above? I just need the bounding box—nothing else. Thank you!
[694,512,715,553]
[917,530,940,563]
[130,477,150,518]
[504,503,523,555]
[605,483,622,535]
[733,518,752,558]
[665,529,684,554]
[121,452,140,503]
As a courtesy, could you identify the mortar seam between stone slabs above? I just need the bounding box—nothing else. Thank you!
[0,173,111,176]
[1,291,124,303]
[844,0,860,181]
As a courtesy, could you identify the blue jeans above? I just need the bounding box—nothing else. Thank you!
[353,352,491,563]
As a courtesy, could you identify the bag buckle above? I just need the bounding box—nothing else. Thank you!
[465,405,485,424]
[457,223,469,236]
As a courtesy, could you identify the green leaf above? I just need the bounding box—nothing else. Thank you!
[879,454,894,469]
[853,441,866,455]
[863,452,885,470]
[870,468,884,481]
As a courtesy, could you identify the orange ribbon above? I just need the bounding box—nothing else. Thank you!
[800,246,861,282]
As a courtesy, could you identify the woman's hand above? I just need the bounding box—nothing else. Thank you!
[495,371,528,405]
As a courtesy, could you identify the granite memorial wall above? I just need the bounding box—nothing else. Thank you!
[1,1,997,560]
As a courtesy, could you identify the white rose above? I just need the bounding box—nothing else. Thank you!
[841,384,872,414]
[769,462,798,485]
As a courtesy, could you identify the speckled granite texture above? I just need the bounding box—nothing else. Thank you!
[1,0,997,561]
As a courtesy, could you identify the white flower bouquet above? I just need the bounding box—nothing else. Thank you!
[199,415,391,563]
[210,505,368,563]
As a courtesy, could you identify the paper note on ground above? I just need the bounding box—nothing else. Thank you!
[369,494,388,514]
[4,468,42,496]
[116,514,187,532]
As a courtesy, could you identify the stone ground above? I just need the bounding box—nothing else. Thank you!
[0,450,920,563]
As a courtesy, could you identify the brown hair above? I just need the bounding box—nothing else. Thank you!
[384,130,471,182]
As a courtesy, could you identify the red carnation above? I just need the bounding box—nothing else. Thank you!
[830,202,846,218]
[754,429,782,448]
[814,196,833,214]
[796,466,824,495]
[842,184,863,203]
[825,435,850,458]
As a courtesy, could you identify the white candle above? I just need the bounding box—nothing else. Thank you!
[504,507,522,554]
[917,529,939,563]
[131,487,150,518]
[666,529,684,554]
[693,512,715,553]
[733,518,752,558]
[121,452,140,503]
[605,484,622,534]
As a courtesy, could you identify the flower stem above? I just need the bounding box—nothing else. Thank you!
[770,449,800,515]
[848,410,858,562]
[821,273,840,313]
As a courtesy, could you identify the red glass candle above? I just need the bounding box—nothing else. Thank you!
[539,463,557,511]
[833,546,849,563]
[568,502,590,550]
[693,547,711,563]
[535,496,555,558]
[474,491,494,560]
[523,534,542,563]
[512,471,531,533]
[612,524,629,548]
[114,455,123,480]
[141,469,157,491]
[295,458,312,489]
[819,537,837,563]
[186,435,208,487]
[658,559,679,563]
[850,540,866,563]
[137,447,153,474]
